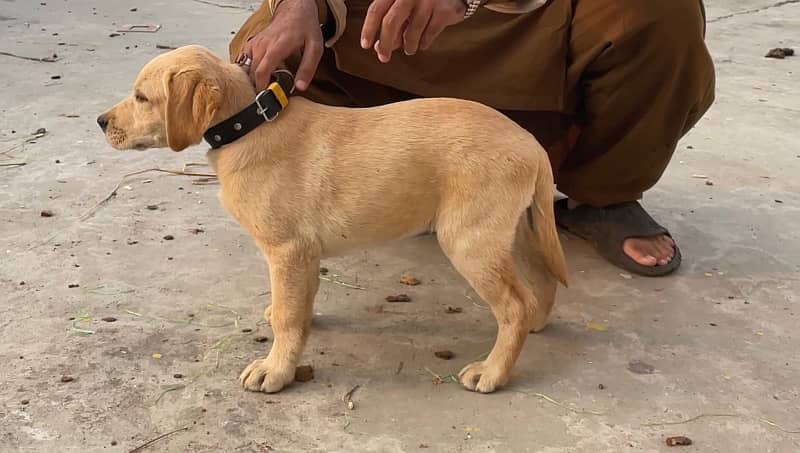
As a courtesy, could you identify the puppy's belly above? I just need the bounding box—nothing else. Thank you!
[316,209,435,257]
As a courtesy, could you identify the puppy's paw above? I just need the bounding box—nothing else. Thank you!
[528,316,550,333]
[264,305,272,325]
[239,358,294,393]
[458,361,509,394]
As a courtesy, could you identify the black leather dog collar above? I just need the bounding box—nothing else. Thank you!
[203,72,294,149]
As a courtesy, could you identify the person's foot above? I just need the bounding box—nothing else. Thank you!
[554,199,682,277]
[567,199,676,268]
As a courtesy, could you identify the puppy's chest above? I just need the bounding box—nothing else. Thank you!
[215,175,294,241]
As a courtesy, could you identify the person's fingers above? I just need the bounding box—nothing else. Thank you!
[402,3,431,55]
[295,36,323,91]
[377,0,413,57]
[419,14,446,50]
[241,38,259,84]
[253,46,282,90]
[362,0,393,49]
[373,40,399,63]
[239,38,254,64]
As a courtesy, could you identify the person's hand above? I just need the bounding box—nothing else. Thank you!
[239,0,323,91]
[360,0,466,63]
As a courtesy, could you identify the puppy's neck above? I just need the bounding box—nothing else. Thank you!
[212,64,259,125]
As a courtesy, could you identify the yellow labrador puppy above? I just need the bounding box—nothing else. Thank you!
[98,45,568,394]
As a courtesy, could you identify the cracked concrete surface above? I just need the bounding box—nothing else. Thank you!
[0,0,798,452]
[707,0,800,22]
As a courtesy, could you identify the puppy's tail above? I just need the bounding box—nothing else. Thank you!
[528,161,569,287]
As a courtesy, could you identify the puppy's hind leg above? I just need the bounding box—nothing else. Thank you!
[240,240,320,393]
[437,224,535,393]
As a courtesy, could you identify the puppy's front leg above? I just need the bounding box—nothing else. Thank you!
[240,242,320,393]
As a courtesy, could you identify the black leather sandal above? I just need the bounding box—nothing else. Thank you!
[554,199,682,277]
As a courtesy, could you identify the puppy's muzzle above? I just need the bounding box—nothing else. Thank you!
[96,114,109,132]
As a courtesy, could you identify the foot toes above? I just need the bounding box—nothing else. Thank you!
[624,235,677,267]
[240,359,293,393]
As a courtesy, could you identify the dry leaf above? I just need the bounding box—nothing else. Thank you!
[586,322,607,332]
[399,274,421,286]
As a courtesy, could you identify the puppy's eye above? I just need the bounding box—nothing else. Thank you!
[134,93,148,103]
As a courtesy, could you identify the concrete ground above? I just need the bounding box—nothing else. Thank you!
[1,0,798,451]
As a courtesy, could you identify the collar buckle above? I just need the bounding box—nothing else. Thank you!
[255,89,280,122]
[254,81,290,123]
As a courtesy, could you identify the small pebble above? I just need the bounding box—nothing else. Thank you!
[294,365,314,382]
[68,283,79,288]
[445,306,463,314]
[111,440,118,446]
[60,375,75,383]
[665,436,692,446]
[40,210,54,217]
[705,180,713,186]
[241,328,252,333]
[173,373,184,379]
[765,47,795,59]
[598,383,605,390]
[319,267,329,275]
[130,7,138,11]
[253,336,269,343]
[434,350,455,360]
[163,234,174,240]
[386,294,411,303]
[50,75,61,80]
[101,317,117,322]
[146,204,159,210]
[21,399,29,405]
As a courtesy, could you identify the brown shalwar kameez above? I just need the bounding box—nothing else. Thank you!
[229,0,715,207]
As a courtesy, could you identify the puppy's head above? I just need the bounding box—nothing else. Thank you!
[97,45,223,152]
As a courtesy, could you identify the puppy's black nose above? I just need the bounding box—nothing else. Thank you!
[97,114,109,132]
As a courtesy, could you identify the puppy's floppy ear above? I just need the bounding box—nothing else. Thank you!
[163,69,221,151]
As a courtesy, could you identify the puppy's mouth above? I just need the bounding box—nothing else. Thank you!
[104,126,128,149]
[130,134,165,151]
[104,127,163,151]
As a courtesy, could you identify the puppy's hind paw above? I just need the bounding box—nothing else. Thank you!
[528,315,550,333]
[264,304,272,325]
[240,358,294,394]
